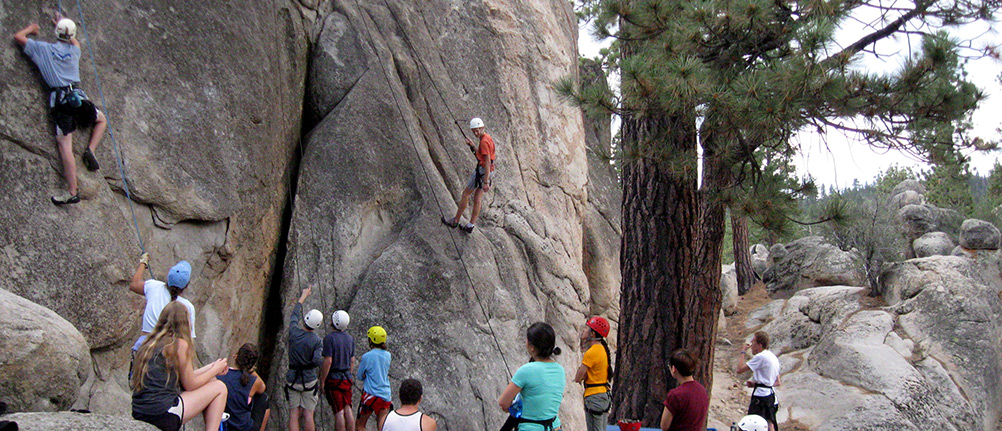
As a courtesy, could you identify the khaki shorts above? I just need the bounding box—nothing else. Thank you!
[287,380,319,411]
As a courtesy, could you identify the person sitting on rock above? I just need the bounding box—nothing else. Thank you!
[356,326,392,431]
[286,286,324,431]
[128,256,197,377]
[378,378,437,431]
[735,331,781,431]
[441,117,495,233]
[659,349,709,431]
[219,343,270,431]
[131,301,229,431]
[319,310,356,431]
[14,13,107,205]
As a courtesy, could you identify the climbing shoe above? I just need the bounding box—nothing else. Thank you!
[83,148,99,171]
[461,223,475,233]
[441,216,459,228]
[51,193,81,205]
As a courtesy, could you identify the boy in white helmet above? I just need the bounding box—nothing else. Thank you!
[14,13,107,205]
[287,286,323,431]
[442,117,495,233]
[319,309,357,431]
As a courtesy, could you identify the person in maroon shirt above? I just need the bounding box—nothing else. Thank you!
[660,349,710,431]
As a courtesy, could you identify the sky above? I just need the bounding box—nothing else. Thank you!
[577,9,1001,189]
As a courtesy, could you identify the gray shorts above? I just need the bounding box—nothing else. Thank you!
[287,380,319,410]
[466,165,487,190]
[584,392,611,431]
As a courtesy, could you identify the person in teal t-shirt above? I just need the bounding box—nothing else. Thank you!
[499,322,566,431]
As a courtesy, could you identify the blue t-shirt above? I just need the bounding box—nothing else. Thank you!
[23,39,80,88]
[322,331,355,379]
[511,361,565,431]
[357,348,391,402]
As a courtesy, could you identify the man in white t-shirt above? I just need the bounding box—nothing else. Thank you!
[735,331,780,431]
[127,255,197,358]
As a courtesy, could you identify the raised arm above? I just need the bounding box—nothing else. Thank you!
[14,23,40,47]
[129,253,150,294]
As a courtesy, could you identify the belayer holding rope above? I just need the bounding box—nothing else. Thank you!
[14,12,107,205]
[128,256,197,377]
[442,117,496,233]
[286,286,324,431]
[574,316,612,431]
[499,322,566,431]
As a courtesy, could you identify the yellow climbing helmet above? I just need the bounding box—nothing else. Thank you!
[367,326,387,345]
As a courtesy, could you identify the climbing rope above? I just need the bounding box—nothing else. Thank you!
[58,0,151,277]
[347,0,513,379]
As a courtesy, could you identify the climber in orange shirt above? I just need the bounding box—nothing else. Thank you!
[442,117,495,233]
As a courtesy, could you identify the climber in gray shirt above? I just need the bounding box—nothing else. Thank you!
[286,286,324,431]
[14,12,107,205]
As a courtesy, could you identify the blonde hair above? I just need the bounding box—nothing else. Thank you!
[130,301,195,392]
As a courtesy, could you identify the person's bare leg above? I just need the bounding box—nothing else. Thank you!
[56,133,77,195]
[88,110,106,151]
[303,408,316,431]
[334,409,346,431]
[258,409,270,431]
[344,405,355,431]
[374,408,390,431]
[179,379,227,430]
[470,188,485,225]
[289,406,302,431]
[356,408,372,431]
[452,188,474,223]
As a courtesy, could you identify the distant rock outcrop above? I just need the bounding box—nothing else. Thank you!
[762,236,864,298]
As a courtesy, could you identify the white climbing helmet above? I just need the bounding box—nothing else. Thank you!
[734,415,768,431]
[55,18,76,41]
[304,309,323,329]
[470,117,485,129]
[331,310,350,331]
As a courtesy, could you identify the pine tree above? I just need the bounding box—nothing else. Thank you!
[564,0,994,424]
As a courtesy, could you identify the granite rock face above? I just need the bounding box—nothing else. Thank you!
[268,1,610,430]
[1,0,310,414]
[762,236,864,298]
[1,412,157,431]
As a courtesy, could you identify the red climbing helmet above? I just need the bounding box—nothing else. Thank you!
[586,316,610,338]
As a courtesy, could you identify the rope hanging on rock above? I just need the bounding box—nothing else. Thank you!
[58,0,152,277]
[347,0,513,380]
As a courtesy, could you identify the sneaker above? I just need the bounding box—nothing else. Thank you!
[441,216,459,228]
[51,193,81,205]
[461,223,475,233]
[83,148,100,171]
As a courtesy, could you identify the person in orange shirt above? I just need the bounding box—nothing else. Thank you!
[442,117,495,233]
[574,316,612,431]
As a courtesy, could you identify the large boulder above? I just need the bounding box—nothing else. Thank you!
[897,204,964,257]
[958,218,1001,250]
[720,264,739,315]
[268,1,604,430]
[890,190,924,209]
[1,412,156,431]
[0,288,91,412]
[750,244,769,278]
[912,231,954,258]
[892,179,927,196]
[758,286,863,353]
[762,236,864,298]
[1,0,311,413]
[880,256,1002,429]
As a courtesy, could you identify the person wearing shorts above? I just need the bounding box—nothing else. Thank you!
[736,331,781,431]
[442,117,496,233]
[286,287,323,431]
[15,14,107,205]
[320,310,356,431]
[356,326,392,431]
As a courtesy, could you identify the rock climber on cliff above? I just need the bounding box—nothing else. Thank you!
[441,117,495,233]
[14,12,107,205]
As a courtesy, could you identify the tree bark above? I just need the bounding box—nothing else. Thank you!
[612,107,723,426]
[731,214,755,294]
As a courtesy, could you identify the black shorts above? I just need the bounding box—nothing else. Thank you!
[134,397,183,431]
[51,99,98,136]
[748,393,778,429]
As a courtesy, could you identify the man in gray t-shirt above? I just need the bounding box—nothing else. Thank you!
[15,13,107,205]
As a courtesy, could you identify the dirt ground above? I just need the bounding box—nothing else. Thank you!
[706,281,810,431]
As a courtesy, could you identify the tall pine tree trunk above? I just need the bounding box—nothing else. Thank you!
[731,214,755,294]
[613,109,723,425]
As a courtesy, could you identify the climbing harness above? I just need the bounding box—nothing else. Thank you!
[57,0,152,277]
[347,0,513,380]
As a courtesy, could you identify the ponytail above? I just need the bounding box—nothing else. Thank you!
[599,338,613,382]
[235,343,259,387]
[169,286,182,301]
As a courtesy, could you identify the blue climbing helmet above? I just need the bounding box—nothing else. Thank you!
[167,261,191,289]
